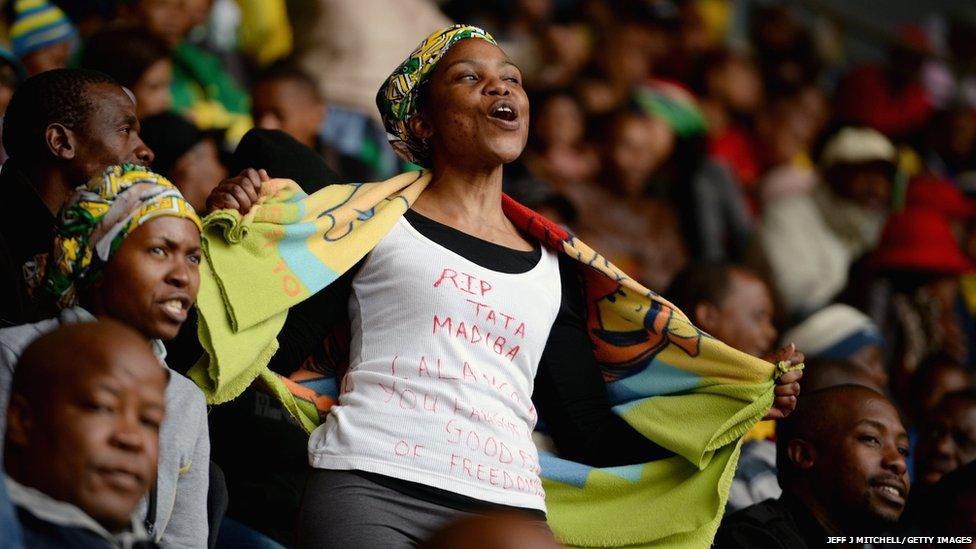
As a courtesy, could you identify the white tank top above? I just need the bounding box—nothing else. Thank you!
[308,216,561,511]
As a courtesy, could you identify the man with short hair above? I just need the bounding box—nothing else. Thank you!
[665,262,778,358]
[4,320,166,547]
[0,68,154,326]
[715,385,911,548]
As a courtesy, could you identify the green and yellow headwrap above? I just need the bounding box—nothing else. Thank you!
[43,164,202,308]
[376,24,496,166]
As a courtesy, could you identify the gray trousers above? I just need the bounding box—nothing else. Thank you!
[296,469,476,549]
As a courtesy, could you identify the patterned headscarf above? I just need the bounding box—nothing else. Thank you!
[376,24,496,166]
[43,164,202,308]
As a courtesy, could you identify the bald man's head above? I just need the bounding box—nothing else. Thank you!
[5,320,166,533]
[776,385,910,533]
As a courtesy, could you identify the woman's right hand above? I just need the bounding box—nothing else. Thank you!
[206,168,269,214]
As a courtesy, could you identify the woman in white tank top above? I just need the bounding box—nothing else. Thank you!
[206,24,803,549]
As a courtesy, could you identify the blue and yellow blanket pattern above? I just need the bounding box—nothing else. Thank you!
[188,171,785,548]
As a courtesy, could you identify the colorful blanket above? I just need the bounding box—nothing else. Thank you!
[188,171,789,548]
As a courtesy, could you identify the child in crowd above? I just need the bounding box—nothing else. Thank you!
[251,63,373,181]
[80,25,173,119]
[250,64,324,151]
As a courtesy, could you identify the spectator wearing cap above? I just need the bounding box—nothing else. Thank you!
[866,208,974,408]
[904,175,976,367]
[140,112,228,213]
[904,175,976,221]
[758,127,897,318]
[7,0,77,75]
[782,304,888,392]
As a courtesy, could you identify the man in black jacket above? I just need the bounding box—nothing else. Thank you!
[0,68,153,326]
[715,385,910,548]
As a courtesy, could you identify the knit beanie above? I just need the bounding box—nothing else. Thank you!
[10,0,77,59]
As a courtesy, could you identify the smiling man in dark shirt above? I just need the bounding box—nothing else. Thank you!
[715,385,911,549]
[0,68,154,326]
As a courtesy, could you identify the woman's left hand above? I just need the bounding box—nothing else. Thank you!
[762,343,804,420]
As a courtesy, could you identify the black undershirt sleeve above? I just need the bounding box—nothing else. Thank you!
[531,254,675,467]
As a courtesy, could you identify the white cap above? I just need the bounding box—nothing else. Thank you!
[782,304,884,359]
[821,127,896,168]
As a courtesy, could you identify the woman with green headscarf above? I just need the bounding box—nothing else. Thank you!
[0,164,212,548]
[209,24,802,548]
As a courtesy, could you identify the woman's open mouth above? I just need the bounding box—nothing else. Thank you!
[488,100,520,129]
[159,295,191,323]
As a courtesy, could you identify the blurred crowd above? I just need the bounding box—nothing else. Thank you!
[0,0,974,547]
